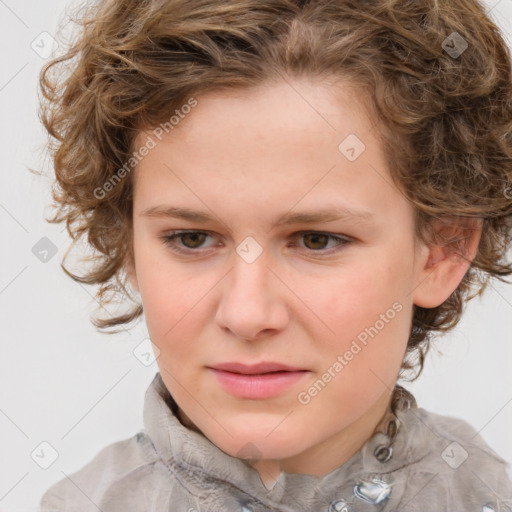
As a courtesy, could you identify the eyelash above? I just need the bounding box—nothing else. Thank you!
[159,230,352,256]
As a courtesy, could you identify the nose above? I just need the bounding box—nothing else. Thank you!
[215,249,289,341]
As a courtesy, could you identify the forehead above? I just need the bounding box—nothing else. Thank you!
[136,78,374,159]
[132,79,411,228]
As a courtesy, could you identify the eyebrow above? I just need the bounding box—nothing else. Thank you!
[140,205,375,228]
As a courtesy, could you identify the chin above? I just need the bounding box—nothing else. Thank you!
[206,427,303,462]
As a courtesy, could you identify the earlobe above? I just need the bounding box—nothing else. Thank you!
[412,218,483,309]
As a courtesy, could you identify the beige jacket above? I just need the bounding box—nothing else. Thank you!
[39,372,512,511]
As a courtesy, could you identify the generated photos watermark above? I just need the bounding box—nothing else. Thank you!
[297,301,403,405]
[93,97,198,200]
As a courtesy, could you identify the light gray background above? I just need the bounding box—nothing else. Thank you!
[1,0,511,511]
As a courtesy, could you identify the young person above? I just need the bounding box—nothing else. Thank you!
[38,0,512,510]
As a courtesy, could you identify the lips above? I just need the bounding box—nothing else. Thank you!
[207,361,309,399]
[208,361,306,374]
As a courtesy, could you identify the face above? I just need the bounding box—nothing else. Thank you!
[127,78,430,477]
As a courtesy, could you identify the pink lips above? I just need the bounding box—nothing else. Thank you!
[208,362,308,399]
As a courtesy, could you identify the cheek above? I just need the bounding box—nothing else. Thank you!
[306,298,410,422]
[134,232,192,326]
[303,261,402,340]
[141,277,197,343]
[298,251,412,378]
[134,252,193,348]
[135,256,219,372]
[141,280,204,389]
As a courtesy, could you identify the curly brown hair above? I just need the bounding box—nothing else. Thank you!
[38,0,512,381]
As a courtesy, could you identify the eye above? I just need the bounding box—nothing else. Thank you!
[159,230,352,256]
[160,230,215,254]
[291,231,352,254]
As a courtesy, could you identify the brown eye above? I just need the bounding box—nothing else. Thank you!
[160,230,214,254]
[293,231,352,254]
[179,232,208,249]
[160,230,352,257]
[302,233,330,250]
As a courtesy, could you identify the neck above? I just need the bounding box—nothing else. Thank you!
[248,389,393,485]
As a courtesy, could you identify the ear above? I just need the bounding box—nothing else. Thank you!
[412,217,483,308]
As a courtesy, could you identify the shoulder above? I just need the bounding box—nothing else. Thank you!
[38,431,173,512]
[414,408,510,474]
[392,407,512,511]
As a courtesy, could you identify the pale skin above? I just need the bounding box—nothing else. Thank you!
[125,77,482,486]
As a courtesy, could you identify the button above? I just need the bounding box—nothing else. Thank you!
[374,445,393,463]
[353,478,391,504]
[328,499,349,511]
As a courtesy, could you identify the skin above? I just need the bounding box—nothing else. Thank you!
[125,77,482,484]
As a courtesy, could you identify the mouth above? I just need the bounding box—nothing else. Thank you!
[207,361,309,399]
[208,361,307,375]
